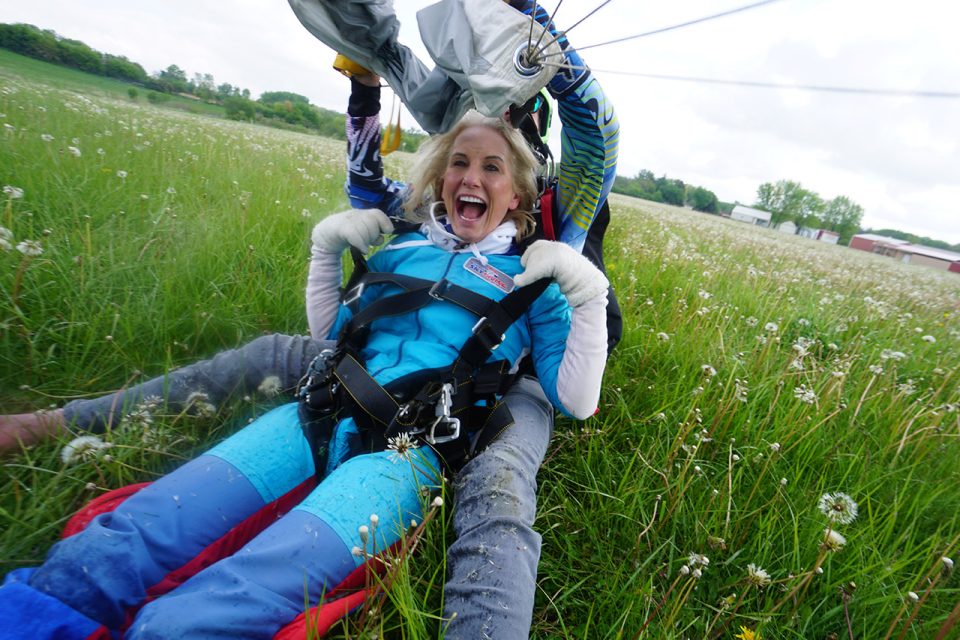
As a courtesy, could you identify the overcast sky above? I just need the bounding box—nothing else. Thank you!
[4,0,958,244]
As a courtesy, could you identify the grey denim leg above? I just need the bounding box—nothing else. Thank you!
[62,334,330,432]
[443,376,554,640]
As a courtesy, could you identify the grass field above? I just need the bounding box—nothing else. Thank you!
[1,55,959,639]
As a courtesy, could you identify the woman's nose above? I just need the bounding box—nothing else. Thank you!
[462,167,481,187]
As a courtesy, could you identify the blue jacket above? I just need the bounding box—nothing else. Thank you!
[328,230,575,417]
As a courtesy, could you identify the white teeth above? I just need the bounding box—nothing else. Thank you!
[460,195,485,204]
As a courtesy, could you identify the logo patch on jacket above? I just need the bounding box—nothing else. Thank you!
[463,257,515,293]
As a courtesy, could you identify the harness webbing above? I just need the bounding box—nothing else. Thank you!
[299,249,551,474]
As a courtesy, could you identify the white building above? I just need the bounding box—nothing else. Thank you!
[730,205,771,227]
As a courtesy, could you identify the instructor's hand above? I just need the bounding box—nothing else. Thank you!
[311,208,394,254]
[514,240,609,307]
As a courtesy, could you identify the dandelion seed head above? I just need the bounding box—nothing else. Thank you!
[257,375,282,398]
[16,239,43,256]
[116,170,128,179]
[921,335,936,344]
[3,185,24,199]
[818,492,858,525]
[387,432,419,463]
[68,146,81,157]
[358,525,369,544]
[907,591,919,602]
[432,496,444,508]
[746,563,771,587]
[61,435,112,465]
[822,528,847,551]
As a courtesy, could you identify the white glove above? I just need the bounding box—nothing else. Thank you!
[514,240,609,307]
[311,208,394,254]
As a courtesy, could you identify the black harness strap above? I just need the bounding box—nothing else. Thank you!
[299,248,553,474]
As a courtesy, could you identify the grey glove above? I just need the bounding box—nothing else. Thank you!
[311,208,394,254]
[514,240,609,307]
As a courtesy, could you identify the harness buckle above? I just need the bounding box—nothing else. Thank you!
[425,382,461,444]
[471,317,504,351]
[428,279,450,301]
[343,282,365,306]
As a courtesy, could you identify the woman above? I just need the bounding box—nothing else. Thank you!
[0,111,609,639]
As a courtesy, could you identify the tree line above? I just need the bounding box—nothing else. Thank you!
[754,180,864,245]
[0,23,426,151]
[612,170,731,214]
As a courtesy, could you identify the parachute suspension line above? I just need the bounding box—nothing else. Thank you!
[528,0,566,63]
[537,0,784,58]
[528,0,615,65]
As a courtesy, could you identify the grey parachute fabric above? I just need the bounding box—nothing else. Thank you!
[287,0,562,133]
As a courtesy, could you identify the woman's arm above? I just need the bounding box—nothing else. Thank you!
[517,241,610,419]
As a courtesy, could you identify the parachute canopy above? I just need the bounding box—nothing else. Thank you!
[287,0,562,133]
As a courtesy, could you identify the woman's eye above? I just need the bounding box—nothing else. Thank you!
[485,164,500,172]
[451,159,467,167]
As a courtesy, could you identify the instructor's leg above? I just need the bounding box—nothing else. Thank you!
[443,376,553,639]
[62,334,329,431]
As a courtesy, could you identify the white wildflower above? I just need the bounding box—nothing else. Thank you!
[692,568,703,579]
[769,442,781,453]
[687,553,710,567]
[116,170,128,179]
[16,239,43,256]
[764,322,779,333]
[60,435,113,465]
[907,591,919,603]
[257,375,282,398]
[701,364,717,377]
[3,185,24,199]
[941,556,954,573]
[818,492,859,525]
[358,525,369,544]
[869,364,883,375]
[679,564,690,576]
[744,316,759,327]
[40,133,54,142]
[68,146,81,157]
[733,378,748,403]
[185,391,217,418]
[822,529,847,551]
[656,332,670,342]
[793,385,817,405]
[432,496,444,508]
[746,563,771,587]
[387,432,419,463]
[921,335,936,344]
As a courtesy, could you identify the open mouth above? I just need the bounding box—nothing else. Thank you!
[456,195,487,222]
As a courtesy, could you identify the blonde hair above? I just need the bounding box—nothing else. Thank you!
[403,111,540,240]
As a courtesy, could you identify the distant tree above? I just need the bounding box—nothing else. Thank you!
[755,179,822,227]
[224,96,256,121]
[0,23,59,61]
[259,91,310,105]
[156,64,189,93]
[656,176,685,206]
[686,186,718,213]
[821,195,864,244]
[103,53,147,83]
[55,37,101,73]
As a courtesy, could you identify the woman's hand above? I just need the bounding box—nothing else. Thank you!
[514,240,608,307]
[311,208,394,254]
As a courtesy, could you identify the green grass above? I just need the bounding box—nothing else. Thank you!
[2,61,959,639]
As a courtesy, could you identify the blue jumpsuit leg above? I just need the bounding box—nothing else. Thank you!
[128,446,441,639]
[25,402,313,631]
[443,376,554,639]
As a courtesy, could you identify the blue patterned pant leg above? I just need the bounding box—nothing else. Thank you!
[128,445,441,639]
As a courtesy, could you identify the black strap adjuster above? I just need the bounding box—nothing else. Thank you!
[471,316,504,352]
[429,278,450,301]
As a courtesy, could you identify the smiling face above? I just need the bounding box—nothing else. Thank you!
[440,125,520,244]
